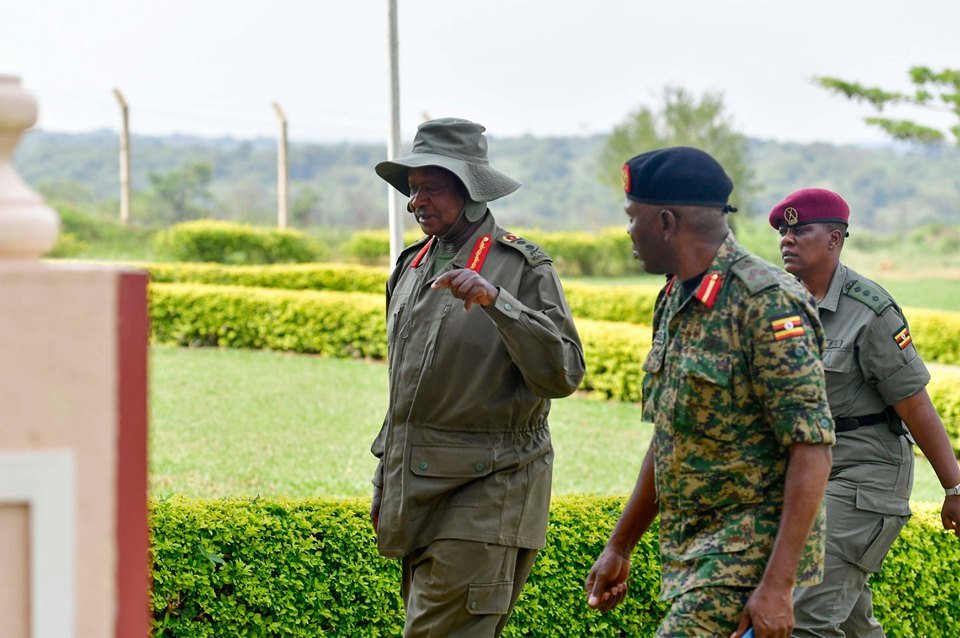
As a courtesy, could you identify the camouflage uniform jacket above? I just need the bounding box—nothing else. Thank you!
[642,233,835,600]
[371,212,585,558]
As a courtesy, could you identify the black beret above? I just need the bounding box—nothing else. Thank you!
[621,146,734,209]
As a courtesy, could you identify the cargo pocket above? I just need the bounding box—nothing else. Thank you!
[410,445,494,479]
[678,352,733,441]
[828,486,911,573]
[853,486,911,572]
[466,582,513,615]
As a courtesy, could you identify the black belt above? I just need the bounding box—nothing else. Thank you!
[834,411,889,433]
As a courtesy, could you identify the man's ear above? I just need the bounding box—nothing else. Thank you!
[659,208,678,239]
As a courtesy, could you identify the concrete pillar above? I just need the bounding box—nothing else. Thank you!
[0,75,150,638]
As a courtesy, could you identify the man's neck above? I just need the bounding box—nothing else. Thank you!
[673,233,726,281]
[437,218,482,253]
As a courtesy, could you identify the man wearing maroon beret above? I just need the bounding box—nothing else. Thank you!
[770,187,960,637]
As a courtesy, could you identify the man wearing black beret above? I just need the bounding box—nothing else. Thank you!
[585,147,835,638]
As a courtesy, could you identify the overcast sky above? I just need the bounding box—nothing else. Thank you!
[4,0,959,145]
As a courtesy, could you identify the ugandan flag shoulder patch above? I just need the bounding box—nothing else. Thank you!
[771,314,804,341]
[893,324,913,350]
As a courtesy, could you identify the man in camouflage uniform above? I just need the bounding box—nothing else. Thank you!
[585,147,836,638]
[769,188,960,637]
[370,118,585,637]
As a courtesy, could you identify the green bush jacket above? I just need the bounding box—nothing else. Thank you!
[371,212,585,558]
[641,234,835,599]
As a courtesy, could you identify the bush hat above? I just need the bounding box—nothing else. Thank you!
[768,188,850,229]
[375,117,521,203]
[622,146,735,210]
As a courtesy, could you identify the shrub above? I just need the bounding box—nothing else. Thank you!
[149,497,958,636]
[342,230,423,265]
[146,284,960,450]
[153,220,322,264]
[145,262,388,294]
[149,284,386,359]
[928,371,960,456]
[906,307,960,366]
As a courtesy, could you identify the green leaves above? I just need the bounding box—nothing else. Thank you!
[149,497,960,636]
[816,66,960,145]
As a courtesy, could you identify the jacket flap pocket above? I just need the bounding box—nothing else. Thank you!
[822,348,854,373]
[680,352,731,386]
[410,445,494,478]
[856,486,911,516]
[466,582,512,615]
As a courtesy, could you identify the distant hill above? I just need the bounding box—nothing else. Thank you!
[13,129,960,233]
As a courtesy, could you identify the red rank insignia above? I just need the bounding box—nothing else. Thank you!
[467,234,492,273]
[694,272,722,308]
[410,236,435,268]
[664,275,677,297]
[771,314,804,341]
[893,324,912,350]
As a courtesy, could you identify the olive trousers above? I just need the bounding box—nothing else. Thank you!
[792,426,913,638]
[401,539,538,638]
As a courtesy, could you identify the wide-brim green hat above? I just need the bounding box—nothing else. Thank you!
[375,117,521,202]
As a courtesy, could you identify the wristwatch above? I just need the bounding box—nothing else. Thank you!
[946,482,960,497]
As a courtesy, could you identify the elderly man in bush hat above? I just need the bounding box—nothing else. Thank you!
[369,117,585,637]
[585,147,836,638]
[769,188,960,638]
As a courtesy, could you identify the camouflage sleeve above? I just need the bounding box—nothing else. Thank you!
[743,288,835,447]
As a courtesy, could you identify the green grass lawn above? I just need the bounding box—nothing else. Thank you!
[151,346,950,504]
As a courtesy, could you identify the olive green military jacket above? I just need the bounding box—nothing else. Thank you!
[371,212,585,558]
[642,234,836,600]
[818,263,929,506]
[819,263,929,421]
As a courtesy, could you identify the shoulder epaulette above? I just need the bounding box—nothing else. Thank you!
[729,255,780,296]
[497,231,552,266]
[842,279,893,315]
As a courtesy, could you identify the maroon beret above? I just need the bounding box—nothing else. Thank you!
[768,188,850,229]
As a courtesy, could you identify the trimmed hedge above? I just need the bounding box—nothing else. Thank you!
[149,497,959,637]
[149,284,647,401]
[928,371,960,456]
[150,284,386,360]
[153,220,323,264]
[148,283,960,449]
[139,261,960,366]
[146,261,388,294]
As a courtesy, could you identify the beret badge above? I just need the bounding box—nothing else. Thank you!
[621,164,632,194]
[784,207,799,226]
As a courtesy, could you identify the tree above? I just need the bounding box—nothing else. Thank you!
[599,87,756,214]
[816,67,960,145]
[145,161,214,223]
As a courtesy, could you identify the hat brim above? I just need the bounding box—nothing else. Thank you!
[375,152,521,202]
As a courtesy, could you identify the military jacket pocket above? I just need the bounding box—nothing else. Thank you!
[410,445,494,478]
[466,582,513,615]
[822,348,854,373]
[677,352,734,441]
[667,509,756,561]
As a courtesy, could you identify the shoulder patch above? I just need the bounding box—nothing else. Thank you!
[497,231,552,266]
[730,255,780,296]
[842,279,893,315]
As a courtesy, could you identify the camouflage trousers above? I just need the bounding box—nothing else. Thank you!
[656,586,752,637]
[401,539,538,638]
